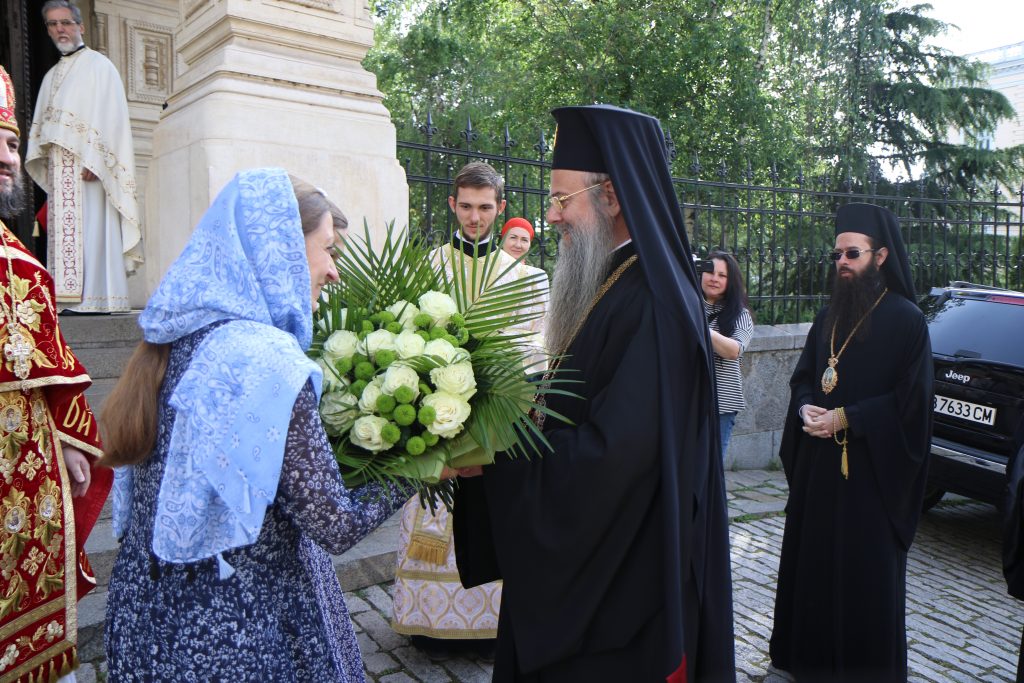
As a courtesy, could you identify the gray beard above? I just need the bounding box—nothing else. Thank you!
[54,39,84,55]
[545,207,617,354]
[0,167,26,218]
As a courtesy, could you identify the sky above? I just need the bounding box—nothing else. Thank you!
[901,0,1024,56]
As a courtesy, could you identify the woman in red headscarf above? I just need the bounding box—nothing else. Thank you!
[499,217,549,371]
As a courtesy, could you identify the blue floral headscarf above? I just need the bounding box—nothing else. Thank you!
[114,168,323,572]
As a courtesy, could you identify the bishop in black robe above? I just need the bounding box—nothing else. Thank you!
[769,203,933,683]
[453,105,735,682]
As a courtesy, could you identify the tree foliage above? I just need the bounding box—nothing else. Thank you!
[365,0,1022,188]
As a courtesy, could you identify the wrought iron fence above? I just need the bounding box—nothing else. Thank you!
[398,117,1024,324]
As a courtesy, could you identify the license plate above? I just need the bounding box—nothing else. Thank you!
[933,395,996,426]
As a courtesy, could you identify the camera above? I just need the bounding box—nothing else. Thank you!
[693,255,713,274]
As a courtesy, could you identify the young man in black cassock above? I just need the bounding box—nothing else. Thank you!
[768,203,933,683]
[452,104,735,682]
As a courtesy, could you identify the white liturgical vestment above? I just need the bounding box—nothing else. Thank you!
[26,47,142,312]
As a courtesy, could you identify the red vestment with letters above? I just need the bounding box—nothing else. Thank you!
[0,221,110,683]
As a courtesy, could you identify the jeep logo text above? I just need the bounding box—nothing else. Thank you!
[944,369,971,384]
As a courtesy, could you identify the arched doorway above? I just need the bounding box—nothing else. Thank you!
[2,0,94,258]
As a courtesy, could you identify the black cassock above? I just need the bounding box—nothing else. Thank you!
[769,293,933,682]
[453,243,734,682]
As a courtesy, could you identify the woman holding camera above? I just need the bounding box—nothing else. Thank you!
[701,250,754,459]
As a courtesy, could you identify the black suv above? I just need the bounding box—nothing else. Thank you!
[920,282,1024,510]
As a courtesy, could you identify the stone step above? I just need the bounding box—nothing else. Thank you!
[58,312,142,378]
[77,509,402,665]
[59,312,141,412]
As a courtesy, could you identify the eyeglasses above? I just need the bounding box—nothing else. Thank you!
[830,248,876,261]
[45,19,79,28]
[548,183,603,212]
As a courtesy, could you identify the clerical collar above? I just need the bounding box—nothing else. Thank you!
[451,231,497,257]
[60,44,87,59]
[607,241,637,273]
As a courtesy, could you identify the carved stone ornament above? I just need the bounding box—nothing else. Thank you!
[93,13,109,56]
[126,20,173,105]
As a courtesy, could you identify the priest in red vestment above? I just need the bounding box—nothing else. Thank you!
[0,64,111,683]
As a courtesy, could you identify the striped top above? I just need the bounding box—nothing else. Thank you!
[705,300,754,414]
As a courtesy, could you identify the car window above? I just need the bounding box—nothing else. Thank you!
[922,294,1024,367]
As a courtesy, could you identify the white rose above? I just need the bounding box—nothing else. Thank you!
[421,391,472,439]
[387,300,421,331]
[423,338,459,364]
[358,378,384,414]
[394,330,427,360]
[418,291,458,326]
[320,390,358,435]
[316,358,350,393]
[381,364,421,398]
[429,361,477,401]
[350,415,391,453]
[323,330,360,362]
[357,329,397,360]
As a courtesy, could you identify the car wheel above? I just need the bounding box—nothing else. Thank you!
[921,488,945,512]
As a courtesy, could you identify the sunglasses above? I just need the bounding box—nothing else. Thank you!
[830,248,876,261]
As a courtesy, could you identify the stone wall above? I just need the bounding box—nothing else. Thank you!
[724,323,812,470]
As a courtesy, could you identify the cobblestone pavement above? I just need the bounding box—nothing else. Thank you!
[77,469,1024,682]
[337,470,1022,683]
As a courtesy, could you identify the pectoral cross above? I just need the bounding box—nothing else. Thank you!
[4,324,33,380]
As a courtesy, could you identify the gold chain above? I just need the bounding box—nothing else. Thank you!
[530,254,638,428]
[820,288,887,395]
[0,222,20,320]
[0,221,35,379]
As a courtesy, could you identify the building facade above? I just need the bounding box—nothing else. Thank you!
[974,42,1024,151]
[2,0,408,306]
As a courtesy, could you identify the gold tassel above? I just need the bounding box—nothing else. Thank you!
[833,409,849,479]
[407,536,450,565]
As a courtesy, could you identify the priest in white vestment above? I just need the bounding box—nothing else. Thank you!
[26,0,142,313]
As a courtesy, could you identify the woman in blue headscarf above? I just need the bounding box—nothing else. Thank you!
[101,168,411,681]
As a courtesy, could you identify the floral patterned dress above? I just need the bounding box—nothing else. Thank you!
[105,325,408,681]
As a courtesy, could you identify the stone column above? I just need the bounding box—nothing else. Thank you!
[145,0,408,290]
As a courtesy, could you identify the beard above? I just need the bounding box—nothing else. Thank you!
[825,260,886,342]
[0,164,26,218]
[52,38,83,55]
[545,204,617,355]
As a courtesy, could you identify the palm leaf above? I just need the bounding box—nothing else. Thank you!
[311,222,578,500]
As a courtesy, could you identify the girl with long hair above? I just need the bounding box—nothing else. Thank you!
[102,168,410,681]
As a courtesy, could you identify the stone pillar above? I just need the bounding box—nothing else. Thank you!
[144,0,408,290]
